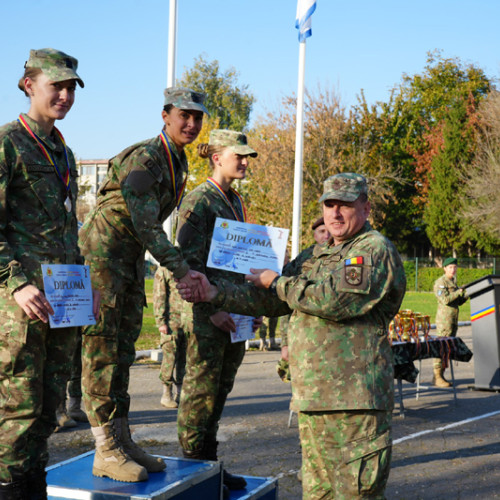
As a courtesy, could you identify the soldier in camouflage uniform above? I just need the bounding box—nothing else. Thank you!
[258,316,278,350]
[179,173,406,500]
[176,130,260,494]
[432,257,468,387]
[79,88,208,483]
[0,48,92,498]
[153,265,191,408]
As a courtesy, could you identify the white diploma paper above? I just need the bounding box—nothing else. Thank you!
[41,264,96,329]
[230,314,255,343]
[207,218,289,274]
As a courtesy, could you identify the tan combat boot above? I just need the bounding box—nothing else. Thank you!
[114,417,166,472]
[433,366,451,388]
[67,397,89,422]
[160,384,178,409]
[92,423,148,482]
[55,400,77,431]
[258,339,266,351]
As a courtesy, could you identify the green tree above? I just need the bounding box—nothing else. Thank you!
[178,55,254,131]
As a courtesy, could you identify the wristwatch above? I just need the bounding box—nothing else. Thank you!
[269,275,280,294]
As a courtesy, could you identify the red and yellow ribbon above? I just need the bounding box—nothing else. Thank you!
[207,177,247,222]
[18,114,70,193]
[160,131,187,209]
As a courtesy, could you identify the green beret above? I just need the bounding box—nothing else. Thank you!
[443,257,458,267]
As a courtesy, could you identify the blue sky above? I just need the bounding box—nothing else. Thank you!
[2,0,499,159]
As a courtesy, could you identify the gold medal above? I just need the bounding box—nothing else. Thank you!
[64,196,72,212]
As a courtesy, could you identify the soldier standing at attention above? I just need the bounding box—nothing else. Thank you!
[179,173,406,500]
[79,88,208,483]
[175,130,261,496]
[432,257,468,387]
[153,266,190,408]
[0,48,98,497]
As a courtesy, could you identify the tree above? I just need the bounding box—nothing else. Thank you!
[462,91,500,250]
[178,55,254,131]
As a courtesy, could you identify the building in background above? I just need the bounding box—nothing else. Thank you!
[77,159,108,205]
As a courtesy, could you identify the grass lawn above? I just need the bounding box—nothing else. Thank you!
[136,281,472,351]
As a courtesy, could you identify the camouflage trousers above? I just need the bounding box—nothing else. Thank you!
[67,331,83,398]
[259,316,278,341]
[82,259,145,426]
[0,290,77,482]
[433,327,457,370]
[298,409,392,500]
[160,329,187,387]
[177,317,246,451]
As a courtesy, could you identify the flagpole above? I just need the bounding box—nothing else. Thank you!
[291,41,307,259]
[164,0,178,241]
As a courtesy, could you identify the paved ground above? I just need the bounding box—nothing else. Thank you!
[48,326,500,499]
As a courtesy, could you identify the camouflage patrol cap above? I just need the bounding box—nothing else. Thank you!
[209,129,258,157]
[25,48,84,88]
[163,87,209,115]
[319,172,368,203]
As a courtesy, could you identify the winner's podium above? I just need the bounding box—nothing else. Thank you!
[46,451,278,500]
[464,274,500,391]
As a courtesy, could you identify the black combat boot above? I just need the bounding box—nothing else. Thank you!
[0,479,26,500]
[204,440,247,491]
[26,470,47,500]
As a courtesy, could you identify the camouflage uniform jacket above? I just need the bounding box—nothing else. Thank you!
[0,114,81,293]
[211,222,406,412]
[176,180,247,319]
[433,274,467,336]
[79,133,189,279]
[153,265,192,333]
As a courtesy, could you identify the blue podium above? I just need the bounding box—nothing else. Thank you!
[46,452,278,500]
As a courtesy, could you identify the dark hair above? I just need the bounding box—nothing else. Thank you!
[358,193,368,203]
[18,67,43,96]
[163,104,174,114]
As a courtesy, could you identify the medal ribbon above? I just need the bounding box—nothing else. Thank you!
[207,177,247,222]
[160,131,187,209]
[18,114,70,194]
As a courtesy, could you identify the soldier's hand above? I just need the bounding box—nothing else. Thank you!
[13,284,54,323]
[209,311,236,333]
[246,269,278,289]
[159,325,168,335]
[281,345,289,362]
[177,270,217,303]
[252,316,264,332]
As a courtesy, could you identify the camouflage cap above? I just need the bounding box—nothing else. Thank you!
[311,216,325,230]
[25,48,84,88]
[209,129,258,157]
[163,87,209,115]
[319,172,368,203]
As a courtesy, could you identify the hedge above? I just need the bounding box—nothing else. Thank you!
[403,261,492,292]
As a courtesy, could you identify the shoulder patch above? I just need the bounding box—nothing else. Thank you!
[124,158,162,195]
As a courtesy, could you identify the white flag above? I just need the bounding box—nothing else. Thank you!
[295,0,317,42]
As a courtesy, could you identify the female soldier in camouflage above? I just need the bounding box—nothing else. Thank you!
[176,130,260,494]
[79,88,208,483]
[0,48,92,498]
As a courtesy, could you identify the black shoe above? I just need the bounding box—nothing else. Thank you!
[223,469,247,490]
[222,484,230,499]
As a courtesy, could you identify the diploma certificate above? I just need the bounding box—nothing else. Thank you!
[229,314,255,343]
[207,218,289,275]
[41,264,96,329]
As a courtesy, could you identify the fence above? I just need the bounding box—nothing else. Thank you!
[403,257,498,292]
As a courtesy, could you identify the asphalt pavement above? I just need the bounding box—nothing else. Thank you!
[48,325,500,499]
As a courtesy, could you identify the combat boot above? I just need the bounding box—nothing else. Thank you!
[268,338,279,351]
[91,423,148,482]
[55,401,77,431]
[160,384,178,409]
[114,417,166,472]
[258,339,266,351]
[0,479,26,499]
[26,470,47,500]
[204,440,247,491]
[433,366,451,388]
[67,397,88,422]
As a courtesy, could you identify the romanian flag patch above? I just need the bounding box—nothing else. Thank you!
[345,257,364,266]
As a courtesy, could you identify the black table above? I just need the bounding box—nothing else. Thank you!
[392,336,473,417]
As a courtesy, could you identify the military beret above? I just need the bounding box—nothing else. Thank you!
[443,257,458,267]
